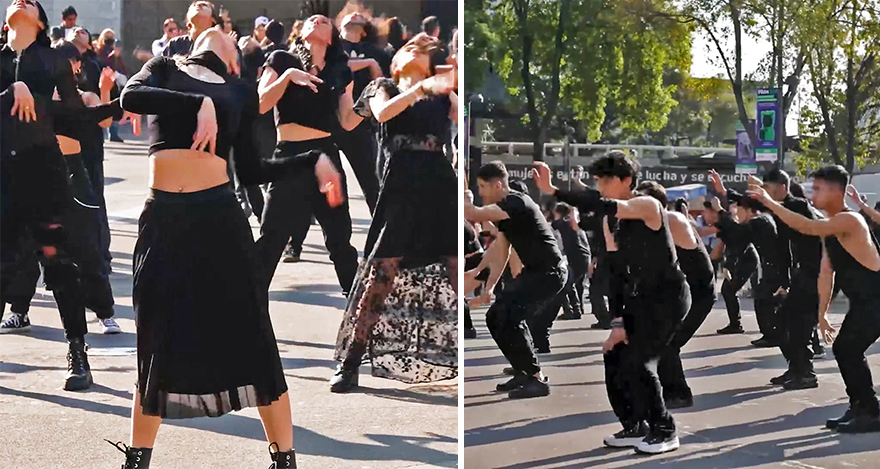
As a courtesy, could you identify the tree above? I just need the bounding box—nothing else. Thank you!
[471,0,692,160]
[796,0,880,173]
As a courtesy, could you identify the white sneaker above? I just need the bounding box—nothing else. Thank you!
[101,318,122,335]
[635,433,680,454]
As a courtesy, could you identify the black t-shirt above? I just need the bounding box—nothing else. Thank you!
[342,39,390,100]
[552,218,590,270]
[496,191,564,272]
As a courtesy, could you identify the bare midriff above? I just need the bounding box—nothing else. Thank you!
[150,149,229,193]
[276,122,330,142]
[56,135,81,156]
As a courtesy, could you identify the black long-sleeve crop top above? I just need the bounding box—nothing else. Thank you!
[120,56,320,186]
[53,98,123,141]
[264,47,352,132]
[1,41,88,153]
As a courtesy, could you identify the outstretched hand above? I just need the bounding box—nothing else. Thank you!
[708,169,725,194]
[287,68,323,93]
[746,184,772,205]
[532,162,556,194]
[846,185,867,207]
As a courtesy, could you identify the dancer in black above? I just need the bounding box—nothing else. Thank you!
[161,1,217,58]
[114,27,340,468]
[708,171,790,348]
[331,32,458,392]
[464,210,490,339]
[465,161,566,399]
[717,169,823,389]
[637,182,715,410]
[534,153,690,454]
[256,14,360,296]
[551,203,591,321]
[0,0,103,390]
[703,200,759,335]
[748,165,880,433]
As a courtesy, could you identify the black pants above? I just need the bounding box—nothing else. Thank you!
[605,280,689,435]
[720,249,758,327]
[754,272,785,340]
[257,138,358,293]
[589,256,613,327]
[565,265,588,317]
[333,120,379,213]
[486,265,566,375]
[779,273,819,378]
[833,298,880,416]
[1,146,87,340]
[81,137,111,276]
[658,280,717,400]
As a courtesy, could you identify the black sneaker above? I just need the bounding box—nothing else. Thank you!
[0,313,31,333]
[770,371,792,385]
[664,395,694,410]
[282,246,301,263]
[812,345,826,360]
[64,338,93,391]
[558,313,581,320]
[635,431,680,454]
[329,364,359,393]
[502,367,517,376]
[535,345,551,354]
[496,372,530,392]
[836,414,880,434]
[827,406,858,430]
[603,421,648,448]
[751,337,779,348]
[464,328,477,339]
[508,376,550,399]
[717,324,744,334]
[782,375,818,390]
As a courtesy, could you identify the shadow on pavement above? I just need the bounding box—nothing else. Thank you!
[1,386,456,466]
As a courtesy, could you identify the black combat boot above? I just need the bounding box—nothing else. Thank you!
[64,337,93,391]
[268,442,297,468]
[107,440,152,469]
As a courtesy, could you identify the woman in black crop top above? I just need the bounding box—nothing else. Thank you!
[331,33,458,393]
[112,28,333,469]
[255,14,361,299]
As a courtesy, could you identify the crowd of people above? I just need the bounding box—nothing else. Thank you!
[1,0,458,467]
[464,152,880,456]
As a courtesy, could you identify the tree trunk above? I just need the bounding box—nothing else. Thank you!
[513,0,541,160]
[536,0,572,161]
[730,2,759,146]
[844,1,858,173]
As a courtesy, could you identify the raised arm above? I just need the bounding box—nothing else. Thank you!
[464,199,510,224]
[747,185,859,237]
[848,185,880,225]
[337,81,363,131]
[120,56,204,116]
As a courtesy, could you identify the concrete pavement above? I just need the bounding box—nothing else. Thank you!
[0,140,458,468]
[464,295,880,468]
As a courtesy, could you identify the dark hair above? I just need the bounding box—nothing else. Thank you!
[673,197,688,213]
[703,201,713,210]
[190,1,219,27]
[421,16,439,34]
[53,40,80,61]
[874,201,880,211]
[477,161,509,183]
[265,20,284,46]
[636,181,668,207]
[509,179,528,194]
[764,168,790,189]
[362,21,379,46]
[810,165,849,190]
[61,5,77,19]
[588,150,640,189]
[554,203,572,218]
[738,195,762,212]
[789,181,806,198]
[163,18,178,30]
[386,17,405,51]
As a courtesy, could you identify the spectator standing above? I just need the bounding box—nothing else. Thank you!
[151,18,180,57]
[51,5,77,41]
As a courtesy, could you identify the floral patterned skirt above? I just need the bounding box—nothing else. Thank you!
[333,149,458,384]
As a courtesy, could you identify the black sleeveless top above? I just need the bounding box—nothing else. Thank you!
[676,243,715,289]
[616,212,685,288]
[120,56,320,186]
[354,77,452,157]
[264,45,352,132]
[824,213,880,304]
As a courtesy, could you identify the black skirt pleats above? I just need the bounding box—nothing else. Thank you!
[132,183,287,419]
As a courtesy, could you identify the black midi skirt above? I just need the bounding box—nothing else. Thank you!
[132,183,287,419]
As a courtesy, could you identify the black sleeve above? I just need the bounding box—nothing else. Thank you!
[120,56,204,116]
[232,84,320,186]
[265,50,299,75]
[353,77,397,119]
[555,188,619,219]
[715,210,752,244]
[50,98,123,135]
[52,52,88,115]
